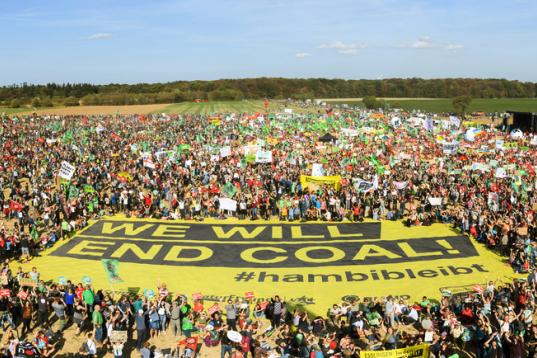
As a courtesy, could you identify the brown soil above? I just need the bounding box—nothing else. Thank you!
[17,104,171,116]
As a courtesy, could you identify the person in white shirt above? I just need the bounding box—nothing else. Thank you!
[85,333,97,357]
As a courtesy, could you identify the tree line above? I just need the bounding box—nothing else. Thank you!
[1,78,536,107]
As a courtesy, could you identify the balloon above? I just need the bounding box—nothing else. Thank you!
[143,289,155,299]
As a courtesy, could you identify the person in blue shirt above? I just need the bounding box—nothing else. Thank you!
[64,288,76,318]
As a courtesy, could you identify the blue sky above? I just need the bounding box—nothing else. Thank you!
[1,0,536,84]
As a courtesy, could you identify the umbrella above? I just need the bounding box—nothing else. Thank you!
[318,133,336,143]
[227,330,242,343]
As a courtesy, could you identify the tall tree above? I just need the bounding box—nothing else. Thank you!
[452,95,472,116]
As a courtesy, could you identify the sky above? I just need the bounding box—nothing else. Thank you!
[1,0,536,85]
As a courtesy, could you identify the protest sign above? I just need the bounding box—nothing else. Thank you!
[311,163,324,176]
[219,198,237,212]
[208,304,220,315]
[58,161,76,180]
[495,167,507,179]
[442,142,458,155]
[220,146,231,158]
[109,331,128,344]
[428,197,442,206]
[255,150,272,163]
[245,291,255,299]
[19,278,38,287]
[301,175,342,190]
[360,344,428,358]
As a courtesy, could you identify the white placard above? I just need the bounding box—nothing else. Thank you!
[428,197,442,206]
[255,150,273,163]
[220,146,231,158]
[58,161,76,180]
[311,163,324,176]
[219,198,237,211]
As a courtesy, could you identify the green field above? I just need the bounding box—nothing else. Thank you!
[325,98,537,113]
[157,100,320,114]
[0,107,39,115]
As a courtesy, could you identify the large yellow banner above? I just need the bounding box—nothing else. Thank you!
[300,175,342,190]
[23,217,519,314]
[360,344,429,358]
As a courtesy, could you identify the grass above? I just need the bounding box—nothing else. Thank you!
[0,107,40,115]
[157,100,320,114]
[324,98,537,113]
[158,100,264,114]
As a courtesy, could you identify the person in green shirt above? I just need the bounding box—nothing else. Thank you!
[82,286,95,312]
[181,312,195,338]
[419,296,430,309]
[133,296,143,313]
[366,310,382,327]
[92,305,104,342]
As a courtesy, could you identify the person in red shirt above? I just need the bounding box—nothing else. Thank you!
[461,305,473,324]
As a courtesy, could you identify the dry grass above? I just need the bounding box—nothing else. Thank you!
[17,104,171,116]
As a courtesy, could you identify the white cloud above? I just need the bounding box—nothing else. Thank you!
[409,36,463,50]
[86,33,112,40]
[295,52,310,58]
[411,36,435,49]
[445,43,463,50]
[317,41,365,55]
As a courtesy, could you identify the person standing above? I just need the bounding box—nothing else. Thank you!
[37,293,49,327]
[135,309,147,350]
[91,304,104,343]
[170,301,181,336]
[21,300,33,336]
[82,285,95,314]
[182,312,194,338]
[225,299,238,331]
[51,297,67,333]
[220,326,233,358]
[271,296,284,329]
[85,333,97,358]
[112,341,124,358]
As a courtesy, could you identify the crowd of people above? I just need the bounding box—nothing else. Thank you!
[1,110,535,262]
[0,107,536,357]
[0,262,537,358]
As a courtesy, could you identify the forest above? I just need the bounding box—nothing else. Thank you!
[1,78,536,107]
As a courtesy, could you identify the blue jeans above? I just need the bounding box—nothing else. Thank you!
[221,344,232,358]
[95,325,103,342]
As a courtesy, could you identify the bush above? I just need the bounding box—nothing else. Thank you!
[31,97,42,108]
[63,97,80,106]
[41,97,54,107]
[9,99,21,108]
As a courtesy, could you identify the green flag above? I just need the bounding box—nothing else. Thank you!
[222,182,237,198]
[31,227,38,241]
[83,184,95,193]
[101,259,123,284]
[61,130,73,144]
[68,185,79,200]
